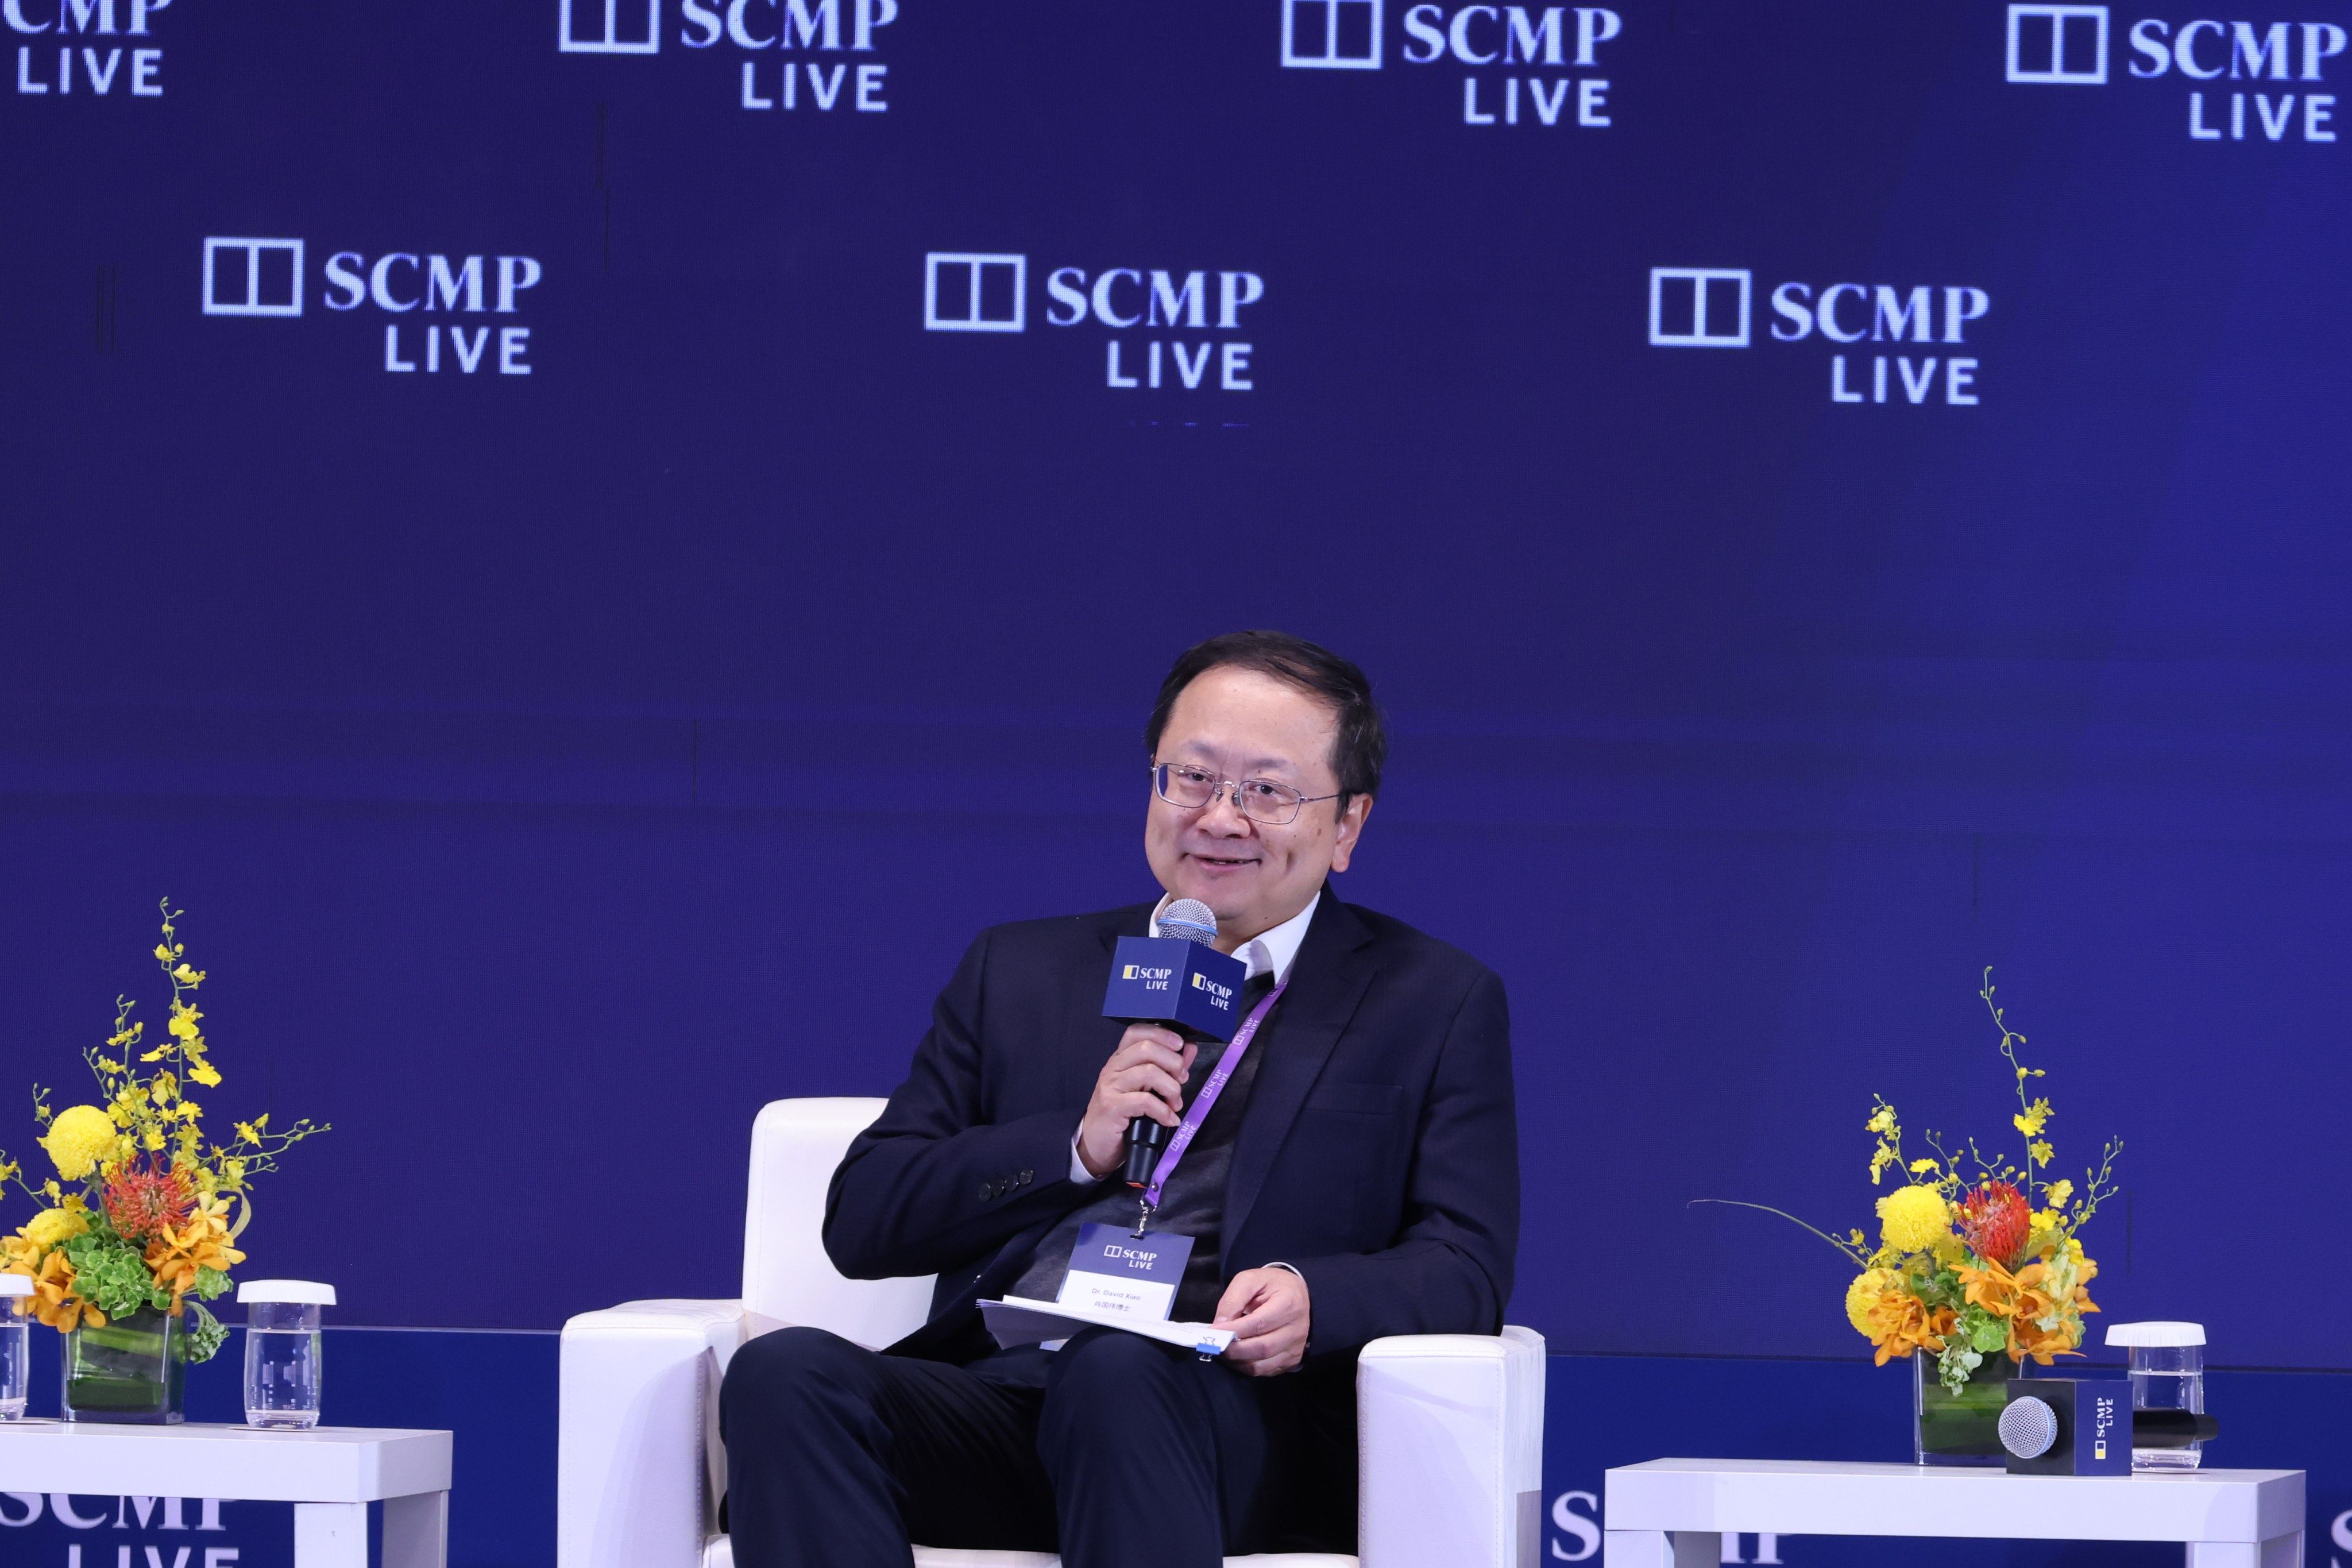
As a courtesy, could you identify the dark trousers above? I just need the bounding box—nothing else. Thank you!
[719,1325,1354,1568]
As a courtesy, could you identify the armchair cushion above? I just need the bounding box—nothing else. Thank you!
[559,1299,746,1568]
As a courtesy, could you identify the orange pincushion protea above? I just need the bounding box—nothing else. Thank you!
[102,1158,197,1243]
[1956,1181,2032,1267]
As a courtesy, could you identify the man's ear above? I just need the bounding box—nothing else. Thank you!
[1327,794,1373,874]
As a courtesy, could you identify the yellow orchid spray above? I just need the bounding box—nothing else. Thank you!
[0,900,328,1362]
[1697,968,2122,1397]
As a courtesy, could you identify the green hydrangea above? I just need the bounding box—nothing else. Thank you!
[61,1229,168,1319]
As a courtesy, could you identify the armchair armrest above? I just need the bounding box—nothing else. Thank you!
[559,1299,750,1568]
[1357,1326,1546,1568]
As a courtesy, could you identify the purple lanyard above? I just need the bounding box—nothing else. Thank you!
[1141,975,1288,1214]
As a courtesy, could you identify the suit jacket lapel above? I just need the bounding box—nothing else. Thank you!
[1223,890,1377,1250]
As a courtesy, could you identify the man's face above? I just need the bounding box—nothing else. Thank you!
[1144,665,1373,948]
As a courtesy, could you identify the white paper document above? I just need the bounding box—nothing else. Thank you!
[979,1295,1237,1357]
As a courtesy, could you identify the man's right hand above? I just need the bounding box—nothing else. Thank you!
[1076,1023,1198,1180]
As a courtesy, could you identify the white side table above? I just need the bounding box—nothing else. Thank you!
[0,1420,453,1568]
[1606,1458,2305,1568]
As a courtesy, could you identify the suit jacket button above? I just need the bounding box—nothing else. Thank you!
[977,1181,995,1200]
[1018,1169,1033,1185]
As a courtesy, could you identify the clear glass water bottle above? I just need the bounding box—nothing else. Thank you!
[0,1274,31,1420]
[2106,1320,2205,1470]
[238,1280,335,1430]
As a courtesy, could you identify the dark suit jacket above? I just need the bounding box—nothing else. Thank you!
[824,889,1520,1364]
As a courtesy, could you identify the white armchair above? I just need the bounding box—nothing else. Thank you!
[558,1098,1544,1568]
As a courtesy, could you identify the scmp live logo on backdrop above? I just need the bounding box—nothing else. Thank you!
[558,0,896,115]
[9,0,172,99]
[1281,0,1625,129]
[1648,268,1994,407]
[1547,1493,1790,1566]
[2005,2,2342,141]
[201,238,544,377]
[924,253,1267,393]
[2,1490,259,1568]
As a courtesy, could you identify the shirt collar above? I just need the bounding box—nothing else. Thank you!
[1148,890,1321,986]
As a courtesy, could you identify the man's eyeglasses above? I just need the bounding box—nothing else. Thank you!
[1151,761,1339,827]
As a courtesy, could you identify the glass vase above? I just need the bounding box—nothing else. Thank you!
[1913,1350,2017,1465]
[62,1304,189,1424]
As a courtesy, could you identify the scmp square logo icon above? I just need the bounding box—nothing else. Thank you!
[560,0,661,55]
[1648,268,1749,348]
[203,238,304,316]
[925,253,1026,332]
[2007,4,2108,83]
[1283,0,1382,68]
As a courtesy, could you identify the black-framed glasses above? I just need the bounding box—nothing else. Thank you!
[1151,760,1339,826]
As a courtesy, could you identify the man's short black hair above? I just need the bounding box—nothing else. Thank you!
[1144,630,1387,811]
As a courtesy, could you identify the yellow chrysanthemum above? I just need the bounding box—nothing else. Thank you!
[1844,1268,1893,1334]
[40,1105,118,1182]
[1876,1183,1951,1254]
[21,1206,88,1253]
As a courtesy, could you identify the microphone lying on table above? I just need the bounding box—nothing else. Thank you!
[2000,1392,2219,1462]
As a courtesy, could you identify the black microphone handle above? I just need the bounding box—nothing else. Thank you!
[2133,1408,2220,1447]
[1123,1116,1170,1188]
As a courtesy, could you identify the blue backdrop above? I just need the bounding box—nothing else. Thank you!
[3,0,2347,1387]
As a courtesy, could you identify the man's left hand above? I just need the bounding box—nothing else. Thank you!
[1213,1266,1310,1376]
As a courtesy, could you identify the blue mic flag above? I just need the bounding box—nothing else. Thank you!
[1102,936,1248,1042]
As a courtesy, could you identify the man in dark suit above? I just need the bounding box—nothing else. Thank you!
[721,630,1519,1568]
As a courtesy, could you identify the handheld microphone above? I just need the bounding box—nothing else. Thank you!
[1100,898,1246,1189]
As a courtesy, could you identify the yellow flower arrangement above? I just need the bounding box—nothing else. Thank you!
[1699,969,2122,1395]
[0,901,326,1361]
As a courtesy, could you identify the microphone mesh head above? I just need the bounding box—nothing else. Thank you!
[1156,898,1218,946]
[1999,1395,2059,1459]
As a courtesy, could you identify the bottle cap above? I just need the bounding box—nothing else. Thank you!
[2105,1320,2204,1347]
[0,1275,32,1298]
[236,1280,337,1307]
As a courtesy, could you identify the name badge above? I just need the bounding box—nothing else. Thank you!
[1057,1222,1195,1323]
